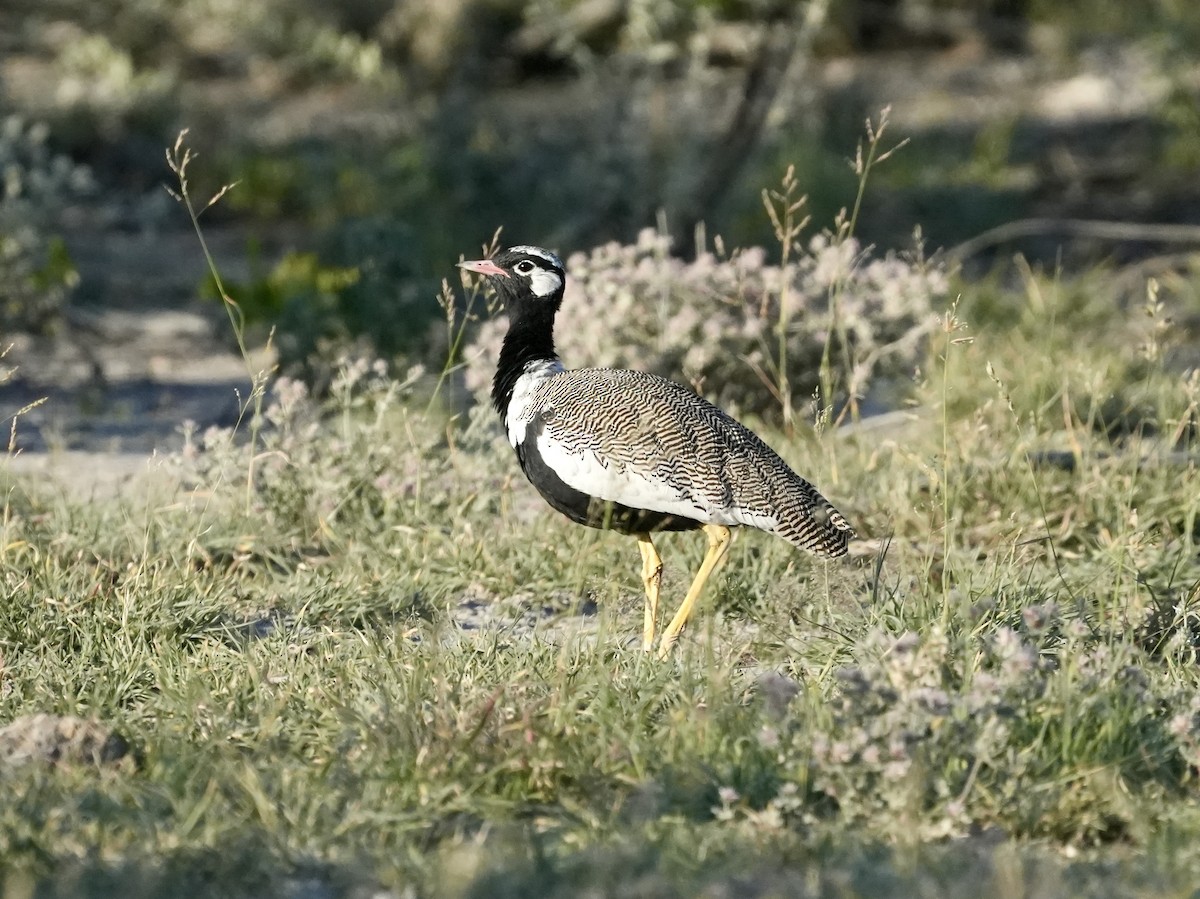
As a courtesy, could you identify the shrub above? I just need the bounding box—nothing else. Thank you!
[785,618,1183,844]
[207,216,443,379]
[52,32,178,142]
[0,117,92,333]
[177,357,428,540]
[463,228,947,421]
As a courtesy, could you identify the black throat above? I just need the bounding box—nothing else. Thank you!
[492,300,560,417]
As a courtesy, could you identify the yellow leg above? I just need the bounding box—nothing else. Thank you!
[636,533,663,652]
[657,524,732,658]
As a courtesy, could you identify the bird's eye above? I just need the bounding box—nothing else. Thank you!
[514,260,536,275]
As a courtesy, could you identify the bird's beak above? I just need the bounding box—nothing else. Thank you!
[458,258,509,278]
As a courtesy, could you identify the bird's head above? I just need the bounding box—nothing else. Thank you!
[458,246,566,311]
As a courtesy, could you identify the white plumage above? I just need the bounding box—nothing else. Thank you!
[533,433,713,524]
[505,359,565,447]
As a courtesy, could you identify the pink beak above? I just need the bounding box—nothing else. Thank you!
[458,258,509,278]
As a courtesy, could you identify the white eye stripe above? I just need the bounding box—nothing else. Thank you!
[509,245,564,269]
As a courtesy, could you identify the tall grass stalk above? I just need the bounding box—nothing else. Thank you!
[0,345,45,564]
[761,166,810,432]
[938,298,971,607]
[428,228,504,414]
[822,108,908,426]
[166,130,271,514]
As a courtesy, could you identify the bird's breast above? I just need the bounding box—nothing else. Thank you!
[505,359,565,448]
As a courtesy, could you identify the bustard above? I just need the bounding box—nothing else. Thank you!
[460,246,854,656]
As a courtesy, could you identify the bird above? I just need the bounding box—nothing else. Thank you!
[459,245,855,657]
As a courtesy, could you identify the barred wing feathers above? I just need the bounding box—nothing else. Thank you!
[528,369,854,557]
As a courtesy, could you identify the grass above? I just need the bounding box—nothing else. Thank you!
[4,148,1200,896]
[2,270,1199,897]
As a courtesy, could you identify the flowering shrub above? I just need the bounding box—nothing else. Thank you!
[178,359,428,537]
[767,612,1185,843]
[174,357,516,548]
[464,228,947,420]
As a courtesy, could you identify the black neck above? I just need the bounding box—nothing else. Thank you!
[492,303,560,415]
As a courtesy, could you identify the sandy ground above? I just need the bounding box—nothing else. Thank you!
[1,299,261,496]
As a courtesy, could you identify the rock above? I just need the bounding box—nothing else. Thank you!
[0,713,132,767]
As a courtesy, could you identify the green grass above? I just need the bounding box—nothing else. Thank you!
[3,253,1200,897]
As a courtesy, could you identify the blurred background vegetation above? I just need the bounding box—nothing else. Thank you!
[1,0,1199,376]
